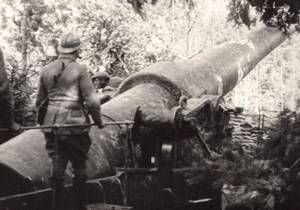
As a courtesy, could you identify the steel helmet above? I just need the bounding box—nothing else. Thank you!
[92,71,110,81]
[57,32,81,54]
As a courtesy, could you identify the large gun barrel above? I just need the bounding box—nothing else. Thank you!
[0,26,291,196]
[118,26,288,98]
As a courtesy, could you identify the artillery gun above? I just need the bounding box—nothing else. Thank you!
[0,26,293,210]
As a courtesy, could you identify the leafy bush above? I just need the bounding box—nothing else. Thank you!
[211,109,300,209]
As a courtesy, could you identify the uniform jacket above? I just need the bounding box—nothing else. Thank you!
[95,86,117,104]
[0,47,15,128]
[36,54,102,134]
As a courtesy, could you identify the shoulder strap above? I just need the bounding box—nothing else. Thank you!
[53,59,74,87]
[37,59,74,109]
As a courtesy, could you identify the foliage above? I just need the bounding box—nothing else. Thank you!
[129,0,300,31]
[1,0,300,123]
[260,110,300,209]
[0,0,182,122]
[227,0,257,29]
[0,1,300,208]
[228,0,300,32]
[228,32,300,115]
[261,109,293,160]
[211,109,300,209]
[127,0,193,19]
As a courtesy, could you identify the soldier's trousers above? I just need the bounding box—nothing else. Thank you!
[44,133,92,210]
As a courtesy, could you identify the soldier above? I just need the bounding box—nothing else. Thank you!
[109,76,123,89]
[92,71,110,91]
[0,47,21,132]
[36,32,104,210]
[92,71,118,104]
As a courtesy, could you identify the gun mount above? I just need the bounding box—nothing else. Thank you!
[0,26,293,209]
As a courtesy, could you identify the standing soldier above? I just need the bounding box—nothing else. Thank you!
[36,32,104,210]
[0,47,21,132]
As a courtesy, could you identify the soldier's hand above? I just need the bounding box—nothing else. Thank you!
[104,86,115,91]
[97,121,105,129]
[9,122,21,132]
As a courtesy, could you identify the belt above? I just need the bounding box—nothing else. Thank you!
[48,100,83,109]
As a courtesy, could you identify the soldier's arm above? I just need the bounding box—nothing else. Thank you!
[1,87,16,128]
[79,69,104,128]
[0,48,20,131]
[35,73,47,108]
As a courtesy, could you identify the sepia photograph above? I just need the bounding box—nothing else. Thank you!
[0,0,300,209]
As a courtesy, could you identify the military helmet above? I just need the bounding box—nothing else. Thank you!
[92,71,110,81]
[57,32,81,54]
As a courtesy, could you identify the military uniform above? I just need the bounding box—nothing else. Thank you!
[96,85,117,103]
[108,76,123,89]
[92,71,118,104]
[36,33,103,210]
[0,47,20,133]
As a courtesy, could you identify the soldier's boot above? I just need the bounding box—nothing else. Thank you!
[73,175,88,210]
[52,178,65,210]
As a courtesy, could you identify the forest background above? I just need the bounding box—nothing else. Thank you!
[0,0,300,123]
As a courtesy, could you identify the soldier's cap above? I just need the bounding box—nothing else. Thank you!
[92,71,110,81]
[57,32,81,54]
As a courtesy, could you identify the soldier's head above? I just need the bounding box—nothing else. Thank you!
[57,32,81,57]
[92,72,110,89]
